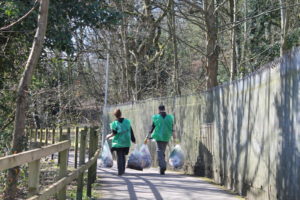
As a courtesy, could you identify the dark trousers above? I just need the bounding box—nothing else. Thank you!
[116,149,126,175]
[156,141,168,170]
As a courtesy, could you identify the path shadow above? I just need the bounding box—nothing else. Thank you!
[135,174,163,200]
[99,168,138,200]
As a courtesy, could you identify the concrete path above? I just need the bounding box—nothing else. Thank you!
[97,164,243,200]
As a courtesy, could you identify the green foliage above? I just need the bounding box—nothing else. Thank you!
[1,0,121,53]
[218,65,230,84]
[46,0,120,53]
[0,90,15,154]
[0,132,12,154]
[67,174,101,199]
[286,28,300,49]
[0,0,120,152]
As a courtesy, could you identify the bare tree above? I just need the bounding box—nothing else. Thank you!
[204,0,220,88]
[183,0,221,88]
[4,0,49,199]
[168,0,181,95]
[241,0,249,73]
[104,0,171,101]
[229,0,237,80]
[279,0,294,55]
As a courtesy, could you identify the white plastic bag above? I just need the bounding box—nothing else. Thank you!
[140,144,152,168]
[127,144,152,170]
[100,140,113,168]
[127,145,143,170]
[169,144,184,169]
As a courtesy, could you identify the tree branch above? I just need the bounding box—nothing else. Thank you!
[182,0,205,15]
[214,0,229,14]
[219,2,300,32]
[0,0,38,31]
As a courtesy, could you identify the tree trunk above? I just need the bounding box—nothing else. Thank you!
[241,0,248,74]
[120,1,131,101]
[134,61,140,101]
[168,0,181,95]
[280,0,287,56]
[204,0,219,89]
[230,0,237,80]
[4,0,49,199]
[279,0,293,56]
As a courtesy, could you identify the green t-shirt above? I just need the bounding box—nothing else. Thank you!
[151,114,174,142]
[110,118,131,148]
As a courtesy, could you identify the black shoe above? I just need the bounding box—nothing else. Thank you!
[118,171,124,176]
[160,168,166,175]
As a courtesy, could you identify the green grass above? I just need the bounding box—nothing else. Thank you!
[67,183,101,200]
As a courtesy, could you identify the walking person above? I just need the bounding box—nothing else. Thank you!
[106,109,135,175]
[146,105,175,175]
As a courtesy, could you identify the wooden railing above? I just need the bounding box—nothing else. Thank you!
[0,126,100,200]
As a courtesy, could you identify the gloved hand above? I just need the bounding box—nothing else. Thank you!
[106,133,113,140]
[144,137,149,144]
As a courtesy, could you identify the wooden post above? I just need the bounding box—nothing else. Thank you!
[30,128,33,141]
[58,127,63,165]
[29,128,33,149]
[67,127,71,166]
[87,127,93,197]
[45,128,49,145]
[76,127,87,200]
[57,149,68,200]
[34,128,38,142]
[59,127,63,141]
[25,128,29,150]
[51,128,56,160]
[28,159,41,197]
[75,127,79,169]
[39,128,43,144]
[67,127,71,142]
[87,126,98,197]
[57,130,69,200]
[93,127,99,183]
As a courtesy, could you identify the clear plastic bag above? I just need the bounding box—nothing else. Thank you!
[127,145,143,170]
[127,144,152,170]
[169,144,185,169]
[140,144,152,168]
[100,140,113,168]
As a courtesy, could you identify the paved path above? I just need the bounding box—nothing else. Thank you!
[96,163,243,200]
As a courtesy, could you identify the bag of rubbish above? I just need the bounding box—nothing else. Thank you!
[140,144,152,168]
[169,144,184,169]
[127,145,143,170]
[100,140,113,168]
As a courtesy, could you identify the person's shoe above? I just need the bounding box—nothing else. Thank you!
[160,168,166,175]
[118,171,124,176]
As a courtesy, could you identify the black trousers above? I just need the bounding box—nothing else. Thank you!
[116,148,127,175]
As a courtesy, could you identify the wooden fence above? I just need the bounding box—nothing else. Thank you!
[0,126,100,200]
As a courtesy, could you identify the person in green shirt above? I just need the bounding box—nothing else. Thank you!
[106,109,135,176]
[146,105,175,175]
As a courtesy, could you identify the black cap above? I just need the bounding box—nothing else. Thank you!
[158,105,165,111]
